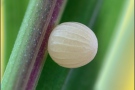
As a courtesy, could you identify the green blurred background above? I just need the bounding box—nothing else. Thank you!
[1,0,134,90]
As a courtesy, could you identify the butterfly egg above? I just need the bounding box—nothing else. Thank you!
[48,22,98,68]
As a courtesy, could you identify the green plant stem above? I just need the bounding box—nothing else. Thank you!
[2,0,66,90]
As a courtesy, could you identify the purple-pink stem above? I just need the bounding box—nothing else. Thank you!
[25,0,64,89]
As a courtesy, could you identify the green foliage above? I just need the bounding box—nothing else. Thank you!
[3,0,125,90]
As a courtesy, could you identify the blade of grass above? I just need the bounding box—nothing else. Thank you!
[3,0,30,73]
[2,0,66,90]
[26,0,66,89]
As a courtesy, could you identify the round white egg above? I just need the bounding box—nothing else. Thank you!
[48,22,98,68]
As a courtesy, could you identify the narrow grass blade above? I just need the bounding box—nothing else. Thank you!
[2,0,65,90]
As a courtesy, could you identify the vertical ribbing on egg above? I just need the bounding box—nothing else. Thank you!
[48,22,98,68]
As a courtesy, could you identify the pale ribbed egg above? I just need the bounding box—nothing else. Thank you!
[48,22,98,68]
